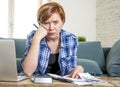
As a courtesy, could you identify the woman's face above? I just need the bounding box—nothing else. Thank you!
[41,13,64,40]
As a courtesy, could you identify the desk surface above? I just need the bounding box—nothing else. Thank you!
[0,76,120,87]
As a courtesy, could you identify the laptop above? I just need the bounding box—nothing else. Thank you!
[0,39,28,82]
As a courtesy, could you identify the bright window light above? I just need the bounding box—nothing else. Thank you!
[0,1,8,38]
[14,0,39,38]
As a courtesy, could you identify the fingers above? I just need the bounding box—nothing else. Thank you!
[40,23,48,30]
[33,26,47,40]
[38,24,48,34]
[71,72,80,79]
[68,69,75,78]
[71,71,77,78]
[68,69,78,78]
[68,65,84,79]
[75,74,80,79]
[68,72,80,79]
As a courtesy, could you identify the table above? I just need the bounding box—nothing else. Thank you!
[0,76,120,87]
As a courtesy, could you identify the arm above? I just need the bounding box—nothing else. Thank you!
[22,26,47,77]
[67,36,84,79]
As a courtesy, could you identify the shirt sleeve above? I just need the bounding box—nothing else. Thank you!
[67,35,78,74]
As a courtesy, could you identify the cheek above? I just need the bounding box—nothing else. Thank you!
[55,26,62,34]
[56,23,64,29]
[55,25,63,33]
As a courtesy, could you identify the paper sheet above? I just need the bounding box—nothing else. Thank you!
[47,73,107,85]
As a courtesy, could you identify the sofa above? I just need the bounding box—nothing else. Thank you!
[77,40,120,77]
[0,38,120,77]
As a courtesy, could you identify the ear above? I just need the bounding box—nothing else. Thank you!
[63,19,65,24]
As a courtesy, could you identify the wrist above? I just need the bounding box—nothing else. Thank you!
[32,35,42,44]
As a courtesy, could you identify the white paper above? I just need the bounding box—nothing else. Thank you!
[47,73,107,85]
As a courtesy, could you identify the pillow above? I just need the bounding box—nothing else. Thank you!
[77,41,105,72]
[77,59,103,76]
[14,39,26,58]
[17,58,22,73]
[106,40,120,77]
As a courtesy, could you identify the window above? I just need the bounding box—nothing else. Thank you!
[0,0,50,38]
[0,1,8,38]
[14,0,39,38]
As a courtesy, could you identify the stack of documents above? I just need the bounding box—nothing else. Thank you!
[47,73,107,85]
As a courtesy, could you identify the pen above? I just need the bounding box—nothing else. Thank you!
[33,23,38,29]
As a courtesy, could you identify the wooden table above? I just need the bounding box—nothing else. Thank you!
[0,76,120,87]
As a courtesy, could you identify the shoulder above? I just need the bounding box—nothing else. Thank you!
[60,29,78,46]
[26,30,36,44]
[61,29,77,39]
[27,30,36,39]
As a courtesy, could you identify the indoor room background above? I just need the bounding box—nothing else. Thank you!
[0,0,120,47]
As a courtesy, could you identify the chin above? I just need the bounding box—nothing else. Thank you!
[48,36,59,40]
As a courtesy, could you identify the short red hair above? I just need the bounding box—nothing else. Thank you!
[37,2,65,24]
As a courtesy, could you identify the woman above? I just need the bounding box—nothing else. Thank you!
[20,2,84,79]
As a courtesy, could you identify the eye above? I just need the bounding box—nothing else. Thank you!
[53,21,58,25]
[43,22,49,25]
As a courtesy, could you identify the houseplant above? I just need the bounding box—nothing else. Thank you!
[78,36,86,42]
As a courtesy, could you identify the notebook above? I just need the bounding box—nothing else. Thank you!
[0,39,28,82]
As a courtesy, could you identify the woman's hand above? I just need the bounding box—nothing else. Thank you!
[68,65,84,79]
[33,24,47,42]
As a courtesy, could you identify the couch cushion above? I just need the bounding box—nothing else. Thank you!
[106,40,120,77]
[77,59,103,76]
[14,39,26,58]
[14,39,26,73]
[77,41,105,72]
[17,58,22,73]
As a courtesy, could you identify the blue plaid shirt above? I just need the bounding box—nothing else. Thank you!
[20,29,78,76]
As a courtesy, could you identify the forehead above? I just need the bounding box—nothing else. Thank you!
[46,13,61,21]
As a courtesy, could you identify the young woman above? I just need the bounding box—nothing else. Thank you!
[20,2,84,79]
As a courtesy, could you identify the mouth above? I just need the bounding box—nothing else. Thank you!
[48,33,55,36]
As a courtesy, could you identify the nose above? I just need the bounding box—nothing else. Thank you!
[48,23,54,30]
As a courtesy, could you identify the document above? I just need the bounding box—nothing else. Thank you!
[47,73,107,85]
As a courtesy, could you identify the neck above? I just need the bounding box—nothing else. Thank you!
[47,37,61,54]
[46,36,60,42]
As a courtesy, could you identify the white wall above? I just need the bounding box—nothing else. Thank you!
[50,0,96,41]
[96,0,120,47]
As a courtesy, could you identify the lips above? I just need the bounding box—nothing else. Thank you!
[48,33,54,36]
